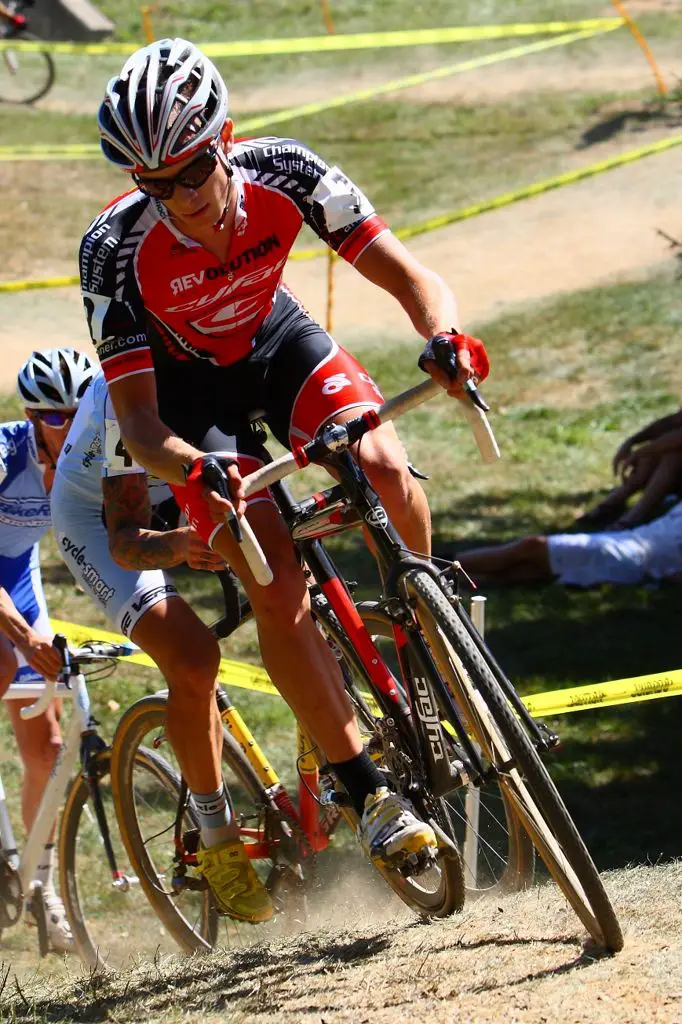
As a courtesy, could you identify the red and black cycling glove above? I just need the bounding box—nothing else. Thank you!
[418,331,490,384]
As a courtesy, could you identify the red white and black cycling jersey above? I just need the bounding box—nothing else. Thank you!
[79,136,388,384]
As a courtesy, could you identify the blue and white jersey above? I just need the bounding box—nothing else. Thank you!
[56,370,171,509]
[0,421,51,559]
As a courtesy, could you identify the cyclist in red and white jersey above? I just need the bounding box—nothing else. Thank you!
[80,38,491,907]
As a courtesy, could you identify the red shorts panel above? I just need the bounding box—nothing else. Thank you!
[289,343,384,447]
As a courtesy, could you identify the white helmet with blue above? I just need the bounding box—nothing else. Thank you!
[17,348,96,409]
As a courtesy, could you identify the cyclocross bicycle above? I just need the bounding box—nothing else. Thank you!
[0,636,215,969]
[0,0,54,104]
[111,348,623,955]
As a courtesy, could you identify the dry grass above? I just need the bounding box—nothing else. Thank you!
[2,863,680,1023]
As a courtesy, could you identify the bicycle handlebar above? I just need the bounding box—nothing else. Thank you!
[18,636,136,720]
[201,456,274,587]
[242,377,500,504]
[213,376,501,584]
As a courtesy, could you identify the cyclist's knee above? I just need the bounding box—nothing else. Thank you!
[249,561,308,627]
[165,645,221,703]
[353,430,413,502]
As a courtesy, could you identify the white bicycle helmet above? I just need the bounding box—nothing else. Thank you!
[17,348,96,409]
[98,37,228,172]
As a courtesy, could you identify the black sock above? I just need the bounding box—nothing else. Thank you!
[329,750,386,816]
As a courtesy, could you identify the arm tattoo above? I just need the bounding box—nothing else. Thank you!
[103,475,184,570]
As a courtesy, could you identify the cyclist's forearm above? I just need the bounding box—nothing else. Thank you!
[394,267,460,340]
[0,587,35,648]
[109,527,188,570]
[120,409,201,485]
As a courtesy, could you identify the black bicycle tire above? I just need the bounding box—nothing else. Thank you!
[0,30,55,104]
[315,602,466,917]
[111,694,287,950]
[59,746,212,967]
[405,569,623,952]
[356,602,535,896]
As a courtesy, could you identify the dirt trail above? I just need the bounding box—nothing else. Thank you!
[4,863,681,1023]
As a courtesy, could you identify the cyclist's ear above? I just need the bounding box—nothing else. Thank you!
[220,119,235,152]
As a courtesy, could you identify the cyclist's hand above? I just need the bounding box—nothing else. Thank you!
[185,455,247,522]
[183,528,227,571]
[418,331,490,397]
[18,634,62,682]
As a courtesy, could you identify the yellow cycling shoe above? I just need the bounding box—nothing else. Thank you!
[196,839,274,923]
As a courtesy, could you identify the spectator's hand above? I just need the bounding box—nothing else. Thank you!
[612,437,634,478]
[183,528,226,571]
[18,634,62,682]
[620,444,649,479]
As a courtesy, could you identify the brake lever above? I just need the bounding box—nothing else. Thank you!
[431,337,490,413]
[463,379,490,413]
[201,457,243,544]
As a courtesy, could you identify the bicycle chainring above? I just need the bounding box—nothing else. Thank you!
[0,859,23,929]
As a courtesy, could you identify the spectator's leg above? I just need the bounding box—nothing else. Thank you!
[458,535,553,583]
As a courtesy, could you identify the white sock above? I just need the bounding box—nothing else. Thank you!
[190,784,233,849]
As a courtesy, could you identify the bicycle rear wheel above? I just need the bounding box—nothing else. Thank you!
[111,694,291,953]
[404,569,623,952]
[59,748,208,969]
[0,31,54,104]
[314,597,466,918]
[356,603,534,897]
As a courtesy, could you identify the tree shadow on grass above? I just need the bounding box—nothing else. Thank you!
[576,97,682,150]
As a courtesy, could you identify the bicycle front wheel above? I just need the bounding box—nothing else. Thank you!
[357,603,534,897]
[314,598,466,918]
[59,748,204,970]
[403,570,623,952]
[0,31,54,104]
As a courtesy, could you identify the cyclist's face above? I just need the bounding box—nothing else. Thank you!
[138,121,235,232]
[26,408,76,465]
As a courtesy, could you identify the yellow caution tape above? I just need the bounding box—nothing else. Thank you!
[0,19,623,56]
[523,669,682,717]
[50,617,681,716]
[50,618,278,696]
[0,274,79,292]
[0,24,621,165]
[396,130,682,243]
[2,122,680,296]
[236,25,619,135]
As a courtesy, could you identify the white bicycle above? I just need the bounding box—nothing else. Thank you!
[0,636,201,968]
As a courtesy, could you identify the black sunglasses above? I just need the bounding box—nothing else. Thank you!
[134,143,220,200]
